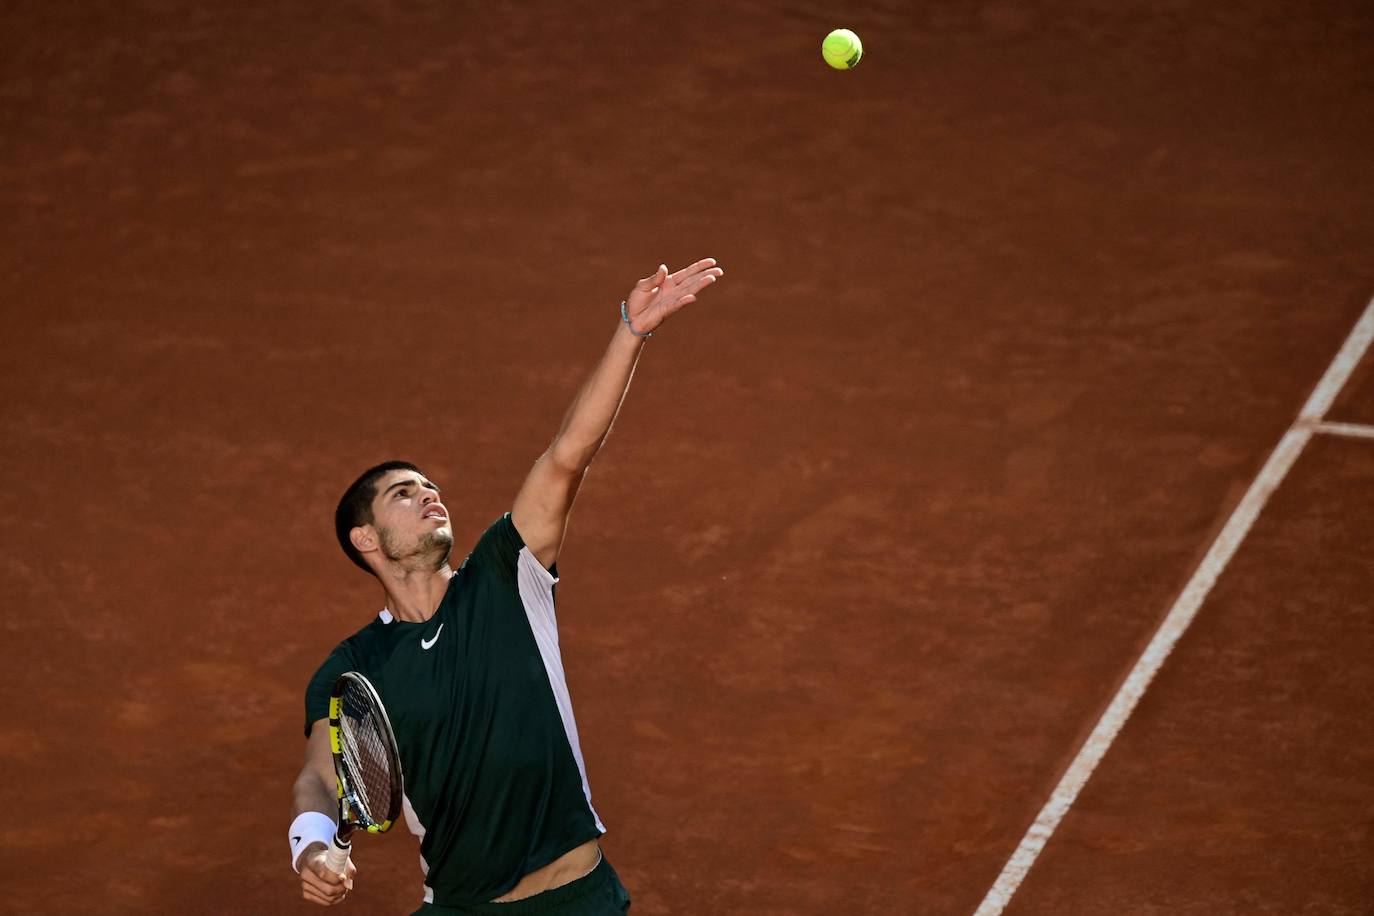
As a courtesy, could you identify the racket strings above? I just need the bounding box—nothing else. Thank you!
[339,684,397,825]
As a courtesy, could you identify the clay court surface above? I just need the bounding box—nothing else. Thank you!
[3,2,1373,913]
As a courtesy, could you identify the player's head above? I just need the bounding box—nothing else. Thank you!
[335,461,453,577]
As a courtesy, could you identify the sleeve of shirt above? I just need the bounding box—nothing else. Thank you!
[467,512,559,582]
[303,642,356,737]
[467,513,563,637]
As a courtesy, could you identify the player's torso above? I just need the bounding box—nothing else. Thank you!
[369,567,565,800]
[360,562,598,896]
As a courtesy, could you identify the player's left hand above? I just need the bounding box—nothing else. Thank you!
[623,258,724,336]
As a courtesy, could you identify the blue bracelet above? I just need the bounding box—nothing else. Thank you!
[620,300,652,338]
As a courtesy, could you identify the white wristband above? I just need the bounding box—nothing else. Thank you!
[289,811,338,873]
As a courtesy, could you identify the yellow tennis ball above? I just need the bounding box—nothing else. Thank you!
[822,28,863,70]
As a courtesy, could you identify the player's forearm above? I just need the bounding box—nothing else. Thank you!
[549,320,646,470]
[291,767,338,822]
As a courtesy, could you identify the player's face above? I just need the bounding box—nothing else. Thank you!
[369,470,453,568]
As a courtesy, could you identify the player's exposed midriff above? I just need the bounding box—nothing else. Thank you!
[489,838,602,903]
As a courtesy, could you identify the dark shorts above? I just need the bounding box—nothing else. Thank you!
[412,855,631,916]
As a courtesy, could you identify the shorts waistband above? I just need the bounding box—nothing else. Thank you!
[425,853,610,915]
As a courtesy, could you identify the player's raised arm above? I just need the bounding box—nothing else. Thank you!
[512,259,724,569]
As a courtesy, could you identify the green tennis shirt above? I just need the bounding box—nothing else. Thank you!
[303,514,605,906]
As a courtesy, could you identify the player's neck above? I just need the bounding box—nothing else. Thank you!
[380,564,453,623]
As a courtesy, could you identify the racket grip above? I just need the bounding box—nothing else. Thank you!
[324,833,351,875]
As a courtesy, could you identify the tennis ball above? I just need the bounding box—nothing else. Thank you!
[822,28,863,70]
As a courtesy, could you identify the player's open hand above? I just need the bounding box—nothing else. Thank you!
[299,845,357,906]
[623,258,724,336]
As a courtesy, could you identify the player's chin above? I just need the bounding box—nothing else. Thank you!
[419,528,454,552]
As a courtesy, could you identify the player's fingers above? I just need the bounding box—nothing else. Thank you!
[635,264,667,290]
[302,884,336,906]
[676,265,722,290]
[301,872,331,897]
[669,257,717,284]
[308,875,348,904]
[668,267,723,297]
[304,864,344,891]
[305,884,336,906]
[676,272,720,297]
[316,866,346,887]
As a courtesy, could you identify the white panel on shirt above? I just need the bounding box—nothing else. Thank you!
[515,547,606,833]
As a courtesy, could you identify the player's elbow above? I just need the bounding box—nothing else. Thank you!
[548,436,595,475]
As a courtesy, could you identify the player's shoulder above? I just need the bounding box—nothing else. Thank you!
[460,512,524,569]
[321,610,394,658]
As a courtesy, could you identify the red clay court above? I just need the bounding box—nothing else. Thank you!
[2,2,1372,913]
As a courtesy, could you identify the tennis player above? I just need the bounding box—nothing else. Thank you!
[287,259,723,914]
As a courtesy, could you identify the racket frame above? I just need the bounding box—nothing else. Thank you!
[324,671,404,874]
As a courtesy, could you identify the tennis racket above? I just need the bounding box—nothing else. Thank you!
[324,671,405,875]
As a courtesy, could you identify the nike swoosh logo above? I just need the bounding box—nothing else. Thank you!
[421,623,444,650]
[291,835,302,845]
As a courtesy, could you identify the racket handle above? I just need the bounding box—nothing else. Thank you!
[324,833,351,875]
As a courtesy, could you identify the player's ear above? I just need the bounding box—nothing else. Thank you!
[350,525,378,555]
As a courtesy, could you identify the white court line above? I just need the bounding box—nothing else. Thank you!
[973,296,1374,916]
[1310,420,1374,441]
[1298,303,1374,420]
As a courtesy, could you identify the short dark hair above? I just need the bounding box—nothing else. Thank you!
[335,460,423,575]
